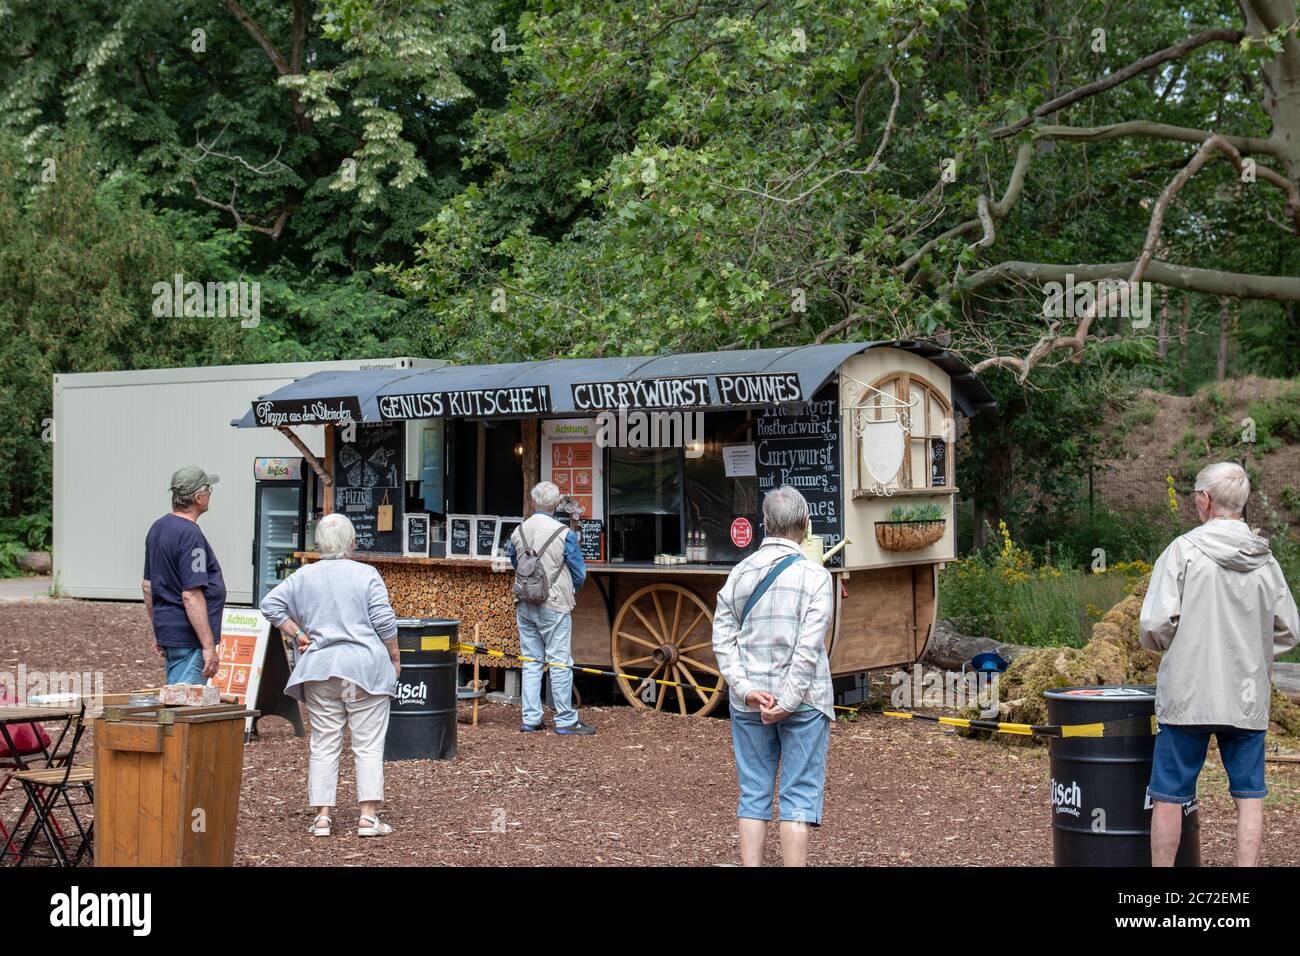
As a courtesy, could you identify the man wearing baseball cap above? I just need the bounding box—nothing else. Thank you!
[141,467,226,685]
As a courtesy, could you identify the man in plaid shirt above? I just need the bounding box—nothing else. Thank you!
[712,485,835,866]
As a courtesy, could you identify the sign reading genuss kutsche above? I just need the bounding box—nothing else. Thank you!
[378,385,551,420]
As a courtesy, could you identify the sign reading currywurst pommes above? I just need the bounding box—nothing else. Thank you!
[377,386,551,420]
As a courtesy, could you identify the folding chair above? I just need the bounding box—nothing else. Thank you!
[1,705,93,867]
[0,709,61,857]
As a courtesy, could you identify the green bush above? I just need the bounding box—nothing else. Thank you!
[1246,388,1300,450]
[939,520,1151,647]
[1281,485,1300,519]
[938,556,1141,647]
[1018,503,1183,569]
[1192,387,1227,423]
[1257,493,1300,664]
[0,514,50,578]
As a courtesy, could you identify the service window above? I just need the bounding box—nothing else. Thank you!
[684,411,761,563]
[607,447,682,562]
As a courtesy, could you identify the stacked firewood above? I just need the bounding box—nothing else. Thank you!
[380,564,518,666]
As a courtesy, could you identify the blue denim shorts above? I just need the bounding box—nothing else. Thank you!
[163,646,206,685]
[1148,723,1267,803]
[730,709,831,826]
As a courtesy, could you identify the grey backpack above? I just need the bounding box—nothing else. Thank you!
[513,521,568,604]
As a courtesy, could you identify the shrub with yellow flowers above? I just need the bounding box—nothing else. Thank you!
[939,523,1153,647]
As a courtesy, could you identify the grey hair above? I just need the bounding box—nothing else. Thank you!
[531,481,562,511]
[763,484,810,538]
[316,513,356,559]
[1194,461,1250,516]
[172,490,198,511]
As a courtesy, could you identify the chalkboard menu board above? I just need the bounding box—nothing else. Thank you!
[447,515,473,558]
[404,515,429,557]
[474,516,498,558]
[579,518,604,563]
[755,385,843,568]
[332,422,404,553]
[495,518,523,557]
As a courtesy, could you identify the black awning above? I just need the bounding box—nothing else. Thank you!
[233,340,997,427]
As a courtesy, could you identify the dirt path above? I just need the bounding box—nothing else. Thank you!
[3,600,1298,866]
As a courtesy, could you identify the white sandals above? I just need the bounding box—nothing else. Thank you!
[309,814,333,837]
[357,814,393,837]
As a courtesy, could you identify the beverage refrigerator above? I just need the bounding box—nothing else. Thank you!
[251,457,313,609]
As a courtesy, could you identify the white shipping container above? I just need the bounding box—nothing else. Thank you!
[53,358,441,603]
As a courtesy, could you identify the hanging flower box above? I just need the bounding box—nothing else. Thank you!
[875,519,947,551]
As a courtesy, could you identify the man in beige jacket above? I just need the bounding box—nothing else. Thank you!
[1140,461,1299,866]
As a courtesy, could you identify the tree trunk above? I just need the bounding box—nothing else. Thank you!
[1156,287,1169,357]
[922,619,1035,670]
[1217,296,1230,381]
[1178,297,1191,393]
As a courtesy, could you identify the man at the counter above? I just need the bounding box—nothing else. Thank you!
[506,481,594,735]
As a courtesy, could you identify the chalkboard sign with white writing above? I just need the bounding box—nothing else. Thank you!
[473,516,499,558]
[332,423,404,553]
[755,385,843,568]
[495,518,523,557]
[404,514,430,557]
[929,439,947,488]
[446,515,473,559]
[579,518,604,563]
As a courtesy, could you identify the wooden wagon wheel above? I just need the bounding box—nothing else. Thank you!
[611,583,724,717]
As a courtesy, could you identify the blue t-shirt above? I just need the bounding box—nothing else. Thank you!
[143,514,226,648]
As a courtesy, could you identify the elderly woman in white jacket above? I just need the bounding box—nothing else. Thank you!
[260,513,401,838]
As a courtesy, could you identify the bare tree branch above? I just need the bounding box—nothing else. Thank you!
[969,134,1300,379]
[189,178,293,239]
[991,28,1246,138]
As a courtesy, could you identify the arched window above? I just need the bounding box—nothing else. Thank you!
[847,372,954,495]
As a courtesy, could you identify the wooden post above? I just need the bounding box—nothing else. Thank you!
[323,425,336,515]
[472,623,481,728]
[521,418,540,515]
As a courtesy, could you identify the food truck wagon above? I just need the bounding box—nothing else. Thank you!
[233,341,995,716]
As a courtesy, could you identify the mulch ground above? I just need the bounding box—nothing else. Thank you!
[3,599,1298,866]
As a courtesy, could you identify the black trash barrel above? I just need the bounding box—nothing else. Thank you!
[1044,686,1199,867]
[384,618,459,761]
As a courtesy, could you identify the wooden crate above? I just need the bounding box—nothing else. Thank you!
[93,704,255,867]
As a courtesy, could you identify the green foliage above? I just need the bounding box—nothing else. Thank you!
[1281,485,1300,518]
[1256,493,1300,663]
[886,503,945,522]
[1018,504,1185,570]
[938,525,1149,647]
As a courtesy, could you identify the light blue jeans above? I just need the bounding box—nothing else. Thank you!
[517,603,577,728]
[163,646,206,685]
